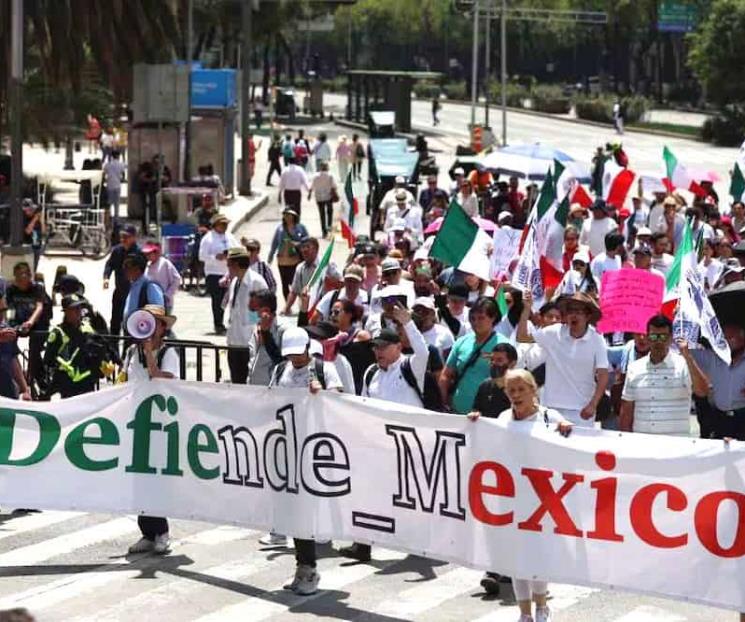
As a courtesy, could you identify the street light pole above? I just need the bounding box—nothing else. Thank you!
[500,0,507,146]
[470,0,480,129]
[184,0,194,182]
[239,0,253,196]
[484,5,491,127]
[9,0,24,248]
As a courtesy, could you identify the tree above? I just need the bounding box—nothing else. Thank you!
[688,0,745,106]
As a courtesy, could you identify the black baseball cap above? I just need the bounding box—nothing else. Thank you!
[305,321,339,341]
[59,274,85,296]
[371,328,401,347]
[447,284,469,300]
[61,294,87,310]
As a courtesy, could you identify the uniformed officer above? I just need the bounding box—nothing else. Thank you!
[43,294,107,398]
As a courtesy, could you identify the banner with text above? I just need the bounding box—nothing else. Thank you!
[597,268,665,334]
[0,381,744,610]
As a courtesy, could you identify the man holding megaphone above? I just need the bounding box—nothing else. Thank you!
[122,304,178,554]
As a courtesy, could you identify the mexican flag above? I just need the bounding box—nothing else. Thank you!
[307,238,335,312]
[662,147,706,197]
[430,202,492,281]
[537,160,573,289]
[341,173,358,248]
[664,219,730,364]
[513,219,544,310]
[730,162,745,203]
[602,160,636,208]
[570,184,593,209]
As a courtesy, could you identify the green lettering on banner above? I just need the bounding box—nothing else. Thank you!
[0,408,60,466]
[64,417,120,471]
[125,394,166,474]
[187,424,220,480]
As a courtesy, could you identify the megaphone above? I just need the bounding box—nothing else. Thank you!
[126,309,157,340]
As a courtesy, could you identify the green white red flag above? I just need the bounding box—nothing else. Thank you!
[662,147,706,197]
[341,173,358,248]
[307,238,335,312]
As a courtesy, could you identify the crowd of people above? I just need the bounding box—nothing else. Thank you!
[2,121,745,622]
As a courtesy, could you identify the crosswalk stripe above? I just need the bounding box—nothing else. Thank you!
[469,583,599,622]
[612,606,687,622]
[70,551,279,622]
[0,517,137,567]
[0,510,86,541]
[369,566,481,619]
[194,547,409,622]
[0,526,259,612]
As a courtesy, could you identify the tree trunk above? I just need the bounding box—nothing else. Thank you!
[262,44,270,105]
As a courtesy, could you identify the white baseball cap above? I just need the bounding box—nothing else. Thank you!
[281,327,310,356]
[413,296,436,311]
[572,250,591,265]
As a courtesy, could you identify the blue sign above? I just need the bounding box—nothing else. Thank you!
[191,69,237,108]
[657,1,697,33]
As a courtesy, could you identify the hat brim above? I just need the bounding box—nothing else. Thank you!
[281,344,308,356]
[344,274,363,282]
[154,315,177,328]
[63,302,87,310]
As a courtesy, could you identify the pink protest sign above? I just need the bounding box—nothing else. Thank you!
[596,268,664,334]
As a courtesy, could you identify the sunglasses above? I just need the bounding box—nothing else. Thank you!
[330,308,342,316]
[648,333,670,342]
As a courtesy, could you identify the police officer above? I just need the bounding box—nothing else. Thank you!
[43,294,105,398]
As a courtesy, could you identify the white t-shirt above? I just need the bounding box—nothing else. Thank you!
[271,358,343,391]
[590,253,622,284]
[532,323,609,412]
[498,406,568,427]
[125,345,180,383]
[580,217,617,257]
[651,253,674,276]
[421,323,455,359]
[104,159,126,190]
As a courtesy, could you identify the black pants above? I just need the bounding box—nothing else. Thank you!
[353,161,363,179]
[294,538,316,568]
[110,288,128,336]
[316,201,333,236]
[140,191,157,231]
[138,515,169,540]
[710,408,745,441]
[228,348,251,384]
[27,332,45,395]
[205,275,226,330]
[284,190,301,218]
[278,264,298,301]
[266,160,282,185]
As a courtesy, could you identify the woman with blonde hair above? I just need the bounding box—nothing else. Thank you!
[470,368,572,622]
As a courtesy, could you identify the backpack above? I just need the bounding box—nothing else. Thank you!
[355,143,365,159]
[271,356,326,389]
[364,358,444,412]
[282,141,294,159]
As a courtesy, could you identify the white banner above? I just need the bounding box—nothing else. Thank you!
[490,227,522,280]
[1,381,745,611]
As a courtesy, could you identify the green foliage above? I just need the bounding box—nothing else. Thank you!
[443,81,468,100]
[688,0,745,106]
[574,95,650,124]
[486,81,529,107]
[413,81,443,99]
[700,107,745,146]
[530,84,571,114]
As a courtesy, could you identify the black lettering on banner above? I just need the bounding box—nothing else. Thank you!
[217,426,264,488]
[385,425,466,520]
[263,405,299,493]
[301,433,351,497]
[352,511,396,533]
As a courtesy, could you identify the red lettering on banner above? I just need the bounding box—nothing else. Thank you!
[468,461,515,526]
[588,451,624,542]
[517,468,584,537]
[630,484,688,548]
[694,492,745,558]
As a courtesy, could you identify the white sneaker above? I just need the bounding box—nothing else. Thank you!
[258,532,288,547]
[284,566,303,591]
[535,607,551,622]
[153,533,171,554]
[294,564,320,596]
[128,537,155,554]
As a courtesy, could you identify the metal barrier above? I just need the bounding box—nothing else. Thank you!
[20,332,236,392]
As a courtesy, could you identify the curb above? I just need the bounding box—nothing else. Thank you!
[425,97,704,142]
[229,191,269,234]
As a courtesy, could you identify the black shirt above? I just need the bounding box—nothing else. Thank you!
[473,378,511,418]
[6,282,48,329]
[104,243,143,292]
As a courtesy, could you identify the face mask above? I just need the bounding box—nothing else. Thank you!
[247,310,259,324]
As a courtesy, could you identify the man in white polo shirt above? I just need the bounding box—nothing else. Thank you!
[620,314,709,435]
[518,291,609,427]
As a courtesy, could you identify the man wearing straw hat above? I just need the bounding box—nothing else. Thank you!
[518,291,609,428]
[123,304,178,555]
[199,213,238,335]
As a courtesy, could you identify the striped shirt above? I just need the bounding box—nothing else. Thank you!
[622,352,692,436]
